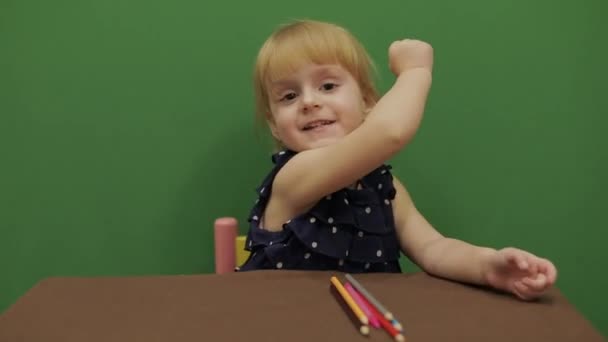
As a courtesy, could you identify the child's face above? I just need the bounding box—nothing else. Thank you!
[267,64,369,152]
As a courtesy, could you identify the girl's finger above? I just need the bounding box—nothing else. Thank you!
[505,249,528,270]
[535,259,557,283]
[522,274,548,291]
[543,260,558,284]
[527,256,539,275]
[513,281,534,301]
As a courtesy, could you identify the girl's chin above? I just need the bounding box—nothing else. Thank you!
[304,136,342,150]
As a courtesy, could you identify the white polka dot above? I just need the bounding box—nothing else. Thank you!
[309,217,316,223]
[286,220,291,224]
[339,259,344,266]
[378,183,383,190]
[381,169,387,174]
[311,242,318,248]
[260,187,265,193]
[276,262,283,269]
[358,231,364,238]
[345,250,349,256]
[365,207,371,214]
[279,151,286,155]
[255,199,259,204]
[364,263,370,269]
[331,226,337,234]
[326,195,332,200]
[249,241,252,247]
[376,250,383,257]
[328,217,334,224]
[344,198,349,205]
[269,241,273,246]
[384,199,390,205]
[252,215,259,221]
[304,253,311,259]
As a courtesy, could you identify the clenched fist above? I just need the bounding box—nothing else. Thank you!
[388,39,434,76]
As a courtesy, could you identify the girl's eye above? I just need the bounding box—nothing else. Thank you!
[321,83,337,91]
[280,92,297,102]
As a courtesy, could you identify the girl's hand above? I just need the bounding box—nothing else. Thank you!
[388,39,434,76]
[483,247,558,300]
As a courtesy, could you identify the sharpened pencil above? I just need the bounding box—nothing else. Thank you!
[330,276,369,325]
[329,282,370,336]
[345,273,394,320]
[344,282,381,328]
[356,287,405,342]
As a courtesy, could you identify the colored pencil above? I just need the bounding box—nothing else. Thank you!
[344,282,381,328]
[345,273,394,320]
[330,276,369,325]
[329,282,370,335]
[356,288,405,342]
[391,319,403,332]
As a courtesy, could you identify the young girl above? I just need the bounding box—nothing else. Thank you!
[239,19,557,300]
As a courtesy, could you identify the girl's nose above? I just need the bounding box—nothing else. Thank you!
[301,90,320,113]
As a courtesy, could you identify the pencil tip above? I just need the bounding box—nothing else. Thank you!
[360,326,370,335]
[395,334,405,342]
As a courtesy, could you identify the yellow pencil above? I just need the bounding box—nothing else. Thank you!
[330,284,370,335]
[330,276,369,326]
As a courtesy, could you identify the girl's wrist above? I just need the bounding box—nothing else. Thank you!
[397,67,432,80]
[478,247,498,285]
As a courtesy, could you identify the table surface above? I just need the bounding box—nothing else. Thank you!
[0,270,604,342]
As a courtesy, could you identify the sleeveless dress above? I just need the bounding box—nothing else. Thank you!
[238,150,402,273]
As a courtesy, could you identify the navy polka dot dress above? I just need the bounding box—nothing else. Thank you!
[238,150,402,273]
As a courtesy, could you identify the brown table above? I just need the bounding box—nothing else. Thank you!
[0,271,604,341]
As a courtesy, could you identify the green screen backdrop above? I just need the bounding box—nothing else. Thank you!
[1,0,606,336]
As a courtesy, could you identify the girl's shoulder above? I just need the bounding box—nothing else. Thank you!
[271,149,297,165]
[253,149,297,196]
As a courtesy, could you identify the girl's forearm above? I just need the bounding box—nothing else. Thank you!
[417,237,496,285]
[366,68,432,147]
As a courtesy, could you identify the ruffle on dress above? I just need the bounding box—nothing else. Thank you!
[240,150,402,273]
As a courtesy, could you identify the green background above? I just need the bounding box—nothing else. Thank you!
[1,0,606,336]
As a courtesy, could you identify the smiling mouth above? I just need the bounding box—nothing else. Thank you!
[302,120,336,131]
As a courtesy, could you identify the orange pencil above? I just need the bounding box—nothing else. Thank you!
[329,283,370,336]
[330,276,369,327]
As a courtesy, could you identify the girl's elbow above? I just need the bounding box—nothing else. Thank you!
[387,126,418,149]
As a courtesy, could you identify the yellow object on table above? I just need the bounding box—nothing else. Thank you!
[235,235,250,267]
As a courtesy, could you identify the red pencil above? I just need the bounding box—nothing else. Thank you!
[356,286,405,342]
[344,282,381,328]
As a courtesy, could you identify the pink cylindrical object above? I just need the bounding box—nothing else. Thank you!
[345,282,381,328]
[214,217,238,274]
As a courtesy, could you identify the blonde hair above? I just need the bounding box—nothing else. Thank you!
[253,20,380,146]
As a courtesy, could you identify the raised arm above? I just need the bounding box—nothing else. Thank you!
[274,40,434,211]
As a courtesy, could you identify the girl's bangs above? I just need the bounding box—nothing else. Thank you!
[262,29,357,84]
